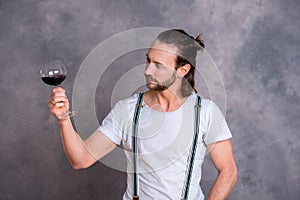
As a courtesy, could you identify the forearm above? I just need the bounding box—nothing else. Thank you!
[58,118,96,169]
[48,87,97,169]
[207,168,238,200]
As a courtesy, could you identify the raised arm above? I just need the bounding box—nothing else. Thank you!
[207,139,238,200]
[49,87,116,169]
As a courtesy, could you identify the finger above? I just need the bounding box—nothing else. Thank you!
[48,98,55,107]
[52,92,67,99]
[49,97,65,104]
[52,87,65,93]
[48,96,69,107]
[49,100,69,110]
[54,102,65,108]
[49,93,66,105]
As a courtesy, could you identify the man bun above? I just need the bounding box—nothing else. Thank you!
[195,34,205,49]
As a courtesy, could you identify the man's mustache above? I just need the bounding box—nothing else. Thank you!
[145,75,159,83]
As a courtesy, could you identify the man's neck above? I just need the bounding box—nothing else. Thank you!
[144,89,188,112]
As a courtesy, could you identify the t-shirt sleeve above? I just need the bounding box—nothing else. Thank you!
[97,101,124,145]
[203,100,232,145]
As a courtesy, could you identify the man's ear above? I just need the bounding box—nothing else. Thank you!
[176,64,191,78]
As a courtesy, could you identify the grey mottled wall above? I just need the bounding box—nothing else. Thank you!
[0,0,299,199]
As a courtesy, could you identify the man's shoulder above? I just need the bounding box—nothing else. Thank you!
[195,95,227,122]
[190,93,213,109]
[191,94,226,117]
[113,93,141,109]
[108,94,141,120]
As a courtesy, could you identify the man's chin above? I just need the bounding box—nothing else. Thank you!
[146,83,155,90]
[146,83,167,91]
[147,82,156,87]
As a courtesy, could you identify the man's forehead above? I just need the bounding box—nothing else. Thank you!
[148,40,178,56]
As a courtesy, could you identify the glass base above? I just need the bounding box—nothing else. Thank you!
[58,111,77,120]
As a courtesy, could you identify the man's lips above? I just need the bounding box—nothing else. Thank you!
[146,76,159,84]
[147,80,156,84]
[146,80,159,86]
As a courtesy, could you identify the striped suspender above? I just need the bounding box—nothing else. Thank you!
[132,94,202,200]
[181,95,202,200]
[132,93,144,200]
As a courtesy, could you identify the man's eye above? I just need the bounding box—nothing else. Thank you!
[155,64,162,69]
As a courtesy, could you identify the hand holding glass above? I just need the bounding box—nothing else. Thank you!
[40,60,76,119]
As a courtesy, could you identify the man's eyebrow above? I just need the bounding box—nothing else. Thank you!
[145,54,164,65]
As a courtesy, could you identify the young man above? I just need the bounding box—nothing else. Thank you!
[48,29,237,200]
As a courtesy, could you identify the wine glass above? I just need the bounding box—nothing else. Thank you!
[40,60,76,119]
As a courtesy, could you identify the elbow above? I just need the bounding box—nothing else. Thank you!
[66,152,97,170]
[70,161,91,170]
[71,164,85,170]
[68,155,97,170]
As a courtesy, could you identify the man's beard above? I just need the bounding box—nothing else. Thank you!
[145,72,177,91]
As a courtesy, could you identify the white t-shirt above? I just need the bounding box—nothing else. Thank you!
[98,93,232,200]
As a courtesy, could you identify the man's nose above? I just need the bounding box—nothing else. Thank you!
[144,63,154,76]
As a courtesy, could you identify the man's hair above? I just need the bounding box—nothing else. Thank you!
[156,29,205,96]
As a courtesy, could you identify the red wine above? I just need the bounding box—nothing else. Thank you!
[41,75,66,86]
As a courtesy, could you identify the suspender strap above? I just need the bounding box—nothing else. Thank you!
[131,94,202,200]
[132,93,144,200]
[181,96,202,200]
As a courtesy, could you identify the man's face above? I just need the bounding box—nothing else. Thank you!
[145,40,178,91]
